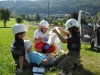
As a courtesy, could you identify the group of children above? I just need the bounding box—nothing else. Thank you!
[11,19,81,75]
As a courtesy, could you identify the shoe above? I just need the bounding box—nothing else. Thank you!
[16,68,23,74]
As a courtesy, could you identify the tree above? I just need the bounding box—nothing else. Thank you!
[68,12,78,20]
[35,12,40,23]
[97,12,100,18]
[0,8,11,27]
[15,16,23,23]
[20,13,25,20]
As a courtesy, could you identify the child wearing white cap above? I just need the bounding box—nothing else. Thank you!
[33,20,56,53]
[11,24,27,74]
[24,40,57,66]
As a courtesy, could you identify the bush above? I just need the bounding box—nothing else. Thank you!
[52,21,59,25]
[15,16,23,23]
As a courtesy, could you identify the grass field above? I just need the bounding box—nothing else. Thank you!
[0,18,100,75]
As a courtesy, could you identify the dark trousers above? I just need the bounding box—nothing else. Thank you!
[54,53,79,71]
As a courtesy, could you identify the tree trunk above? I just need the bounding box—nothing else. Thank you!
[4,20,6,28]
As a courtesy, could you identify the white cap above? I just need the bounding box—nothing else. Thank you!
[24,40,32,50]
[12,24,27,34]
[65,19,79,30]
[39,20,49,28]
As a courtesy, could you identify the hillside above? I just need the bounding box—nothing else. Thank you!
[0,0,100,15]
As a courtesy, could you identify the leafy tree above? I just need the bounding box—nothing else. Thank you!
[26,14,33,21]
[20,13,25,20]
[68,12,78,20]
[97,12,100,18]
[35,12,40,23]
[0,8,11,27]
[0,0,100,16]
[52,21,59,25]
[15,16,23,23]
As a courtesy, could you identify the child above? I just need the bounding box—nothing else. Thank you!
[33,20,56,53]
[53,19,81,75]
[11,24,27,73]
[24,40,57,66]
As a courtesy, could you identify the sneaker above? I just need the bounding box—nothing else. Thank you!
[16,68,23,74]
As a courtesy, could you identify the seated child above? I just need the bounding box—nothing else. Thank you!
[24,40,57,66]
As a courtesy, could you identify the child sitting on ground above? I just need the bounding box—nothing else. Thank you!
[24,40,57,66]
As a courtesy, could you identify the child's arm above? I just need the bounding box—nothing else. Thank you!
[53,29,68,43]
[58,27,69,36]
[41,55,54,64]
[19,56,24,70]
[33,38,44,44]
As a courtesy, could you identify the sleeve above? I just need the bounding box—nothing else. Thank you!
[34,30,39,38]
[67,37,73,43]
[45,31,49,38]
[34,54,43,65]
[15,41,25,56]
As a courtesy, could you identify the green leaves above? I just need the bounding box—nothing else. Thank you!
[15,16,23,23]
[0,8,11,27]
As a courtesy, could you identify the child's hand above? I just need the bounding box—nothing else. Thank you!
[44,44,50,50]
[48,54,54,59]
[52,28,57,33]
[44,38,48,42]
[58,27,62,31]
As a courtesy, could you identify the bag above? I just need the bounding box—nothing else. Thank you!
[32,67,45,75]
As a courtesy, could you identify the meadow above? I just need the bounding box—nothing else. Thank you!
[0,18,100,75]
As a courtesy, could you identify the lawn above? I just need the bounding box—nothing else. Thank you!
[0,18,100,75]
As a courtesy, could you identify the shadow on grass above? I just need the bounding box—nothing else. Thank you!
[85,47,100,53]
[0,27,11,28]
[71,68,96,75]
[15,66,97,75]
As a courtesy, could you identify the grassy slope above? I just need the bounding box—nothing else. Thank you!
[0,19,100,75]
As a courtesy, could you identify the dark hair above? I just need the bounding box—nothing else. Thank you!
[15,32,25,39]
[68,26,79,34]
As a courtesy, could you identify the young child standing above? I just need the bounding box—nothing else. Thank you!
[53,19,81,75]
[33,20,56,53]
[11,24,27,73]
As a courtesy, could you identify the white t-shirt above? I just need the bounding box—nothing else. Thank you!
[34,29,49,39]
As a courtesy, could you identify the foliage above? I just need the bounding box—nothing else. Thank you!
[0,8,11,27]
[15,16,23,23]
[20,13,26,20]
[0,19,100,75]
[35,12,40,23]
[0,0,100,15]
[0,18,29,27]
[69,12,78,20]
[52,21,59,25]
[25,14,33,22]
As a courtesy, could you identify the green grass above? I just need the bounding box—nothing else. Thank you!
[0,19,100,75]
[0,18,29,27]
[0,28,14,75]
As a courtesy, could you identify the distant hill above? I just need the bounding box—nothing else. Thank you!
[0,0,100,16]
